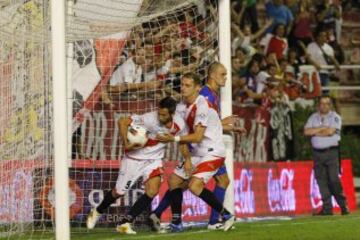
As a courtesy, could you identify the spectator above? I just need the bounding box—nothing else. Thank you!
[232,56,247,77]
[315,0,341,42]
[233,48,249,75]
[325,26,345,65]
[265,0,294,35]
[231,18,273,51]
[306,29,340,92]
[290,0,313,54]
[243,59,264,102]
[285,0,300,17]
[256,63,278,94]
[108,49,145,91]
[261,23,288,60]
[287,48,303,77]
[232,0,260,33]
[252,53,269,71]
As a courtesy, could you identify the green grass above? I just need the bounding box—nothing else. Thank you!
[3,213,360,240]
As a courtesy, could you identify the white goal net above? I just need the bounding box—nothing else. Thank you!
[0,0,220,239]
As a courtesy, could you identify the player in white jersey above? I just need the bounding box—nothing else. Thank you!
[86,97,189,235]
[156,72,235,232]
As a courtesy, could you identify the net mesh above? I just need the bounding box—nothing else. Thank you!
[0,0,219,238]
[0,0,53,239]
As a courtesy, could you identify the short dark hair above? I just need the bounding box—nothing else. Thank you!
[182,72,201,86]
[314,27,327,39]
[159,96,177,114]
[317,95,334,105]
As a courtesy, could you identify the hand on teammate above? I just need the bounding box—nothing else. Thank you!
[155,133,174,142]
[222,115,247,134]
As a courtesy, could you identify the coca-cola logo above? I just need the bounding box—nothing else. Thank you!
[309,170,339,210]
[235,169,255,214]
[267,169,296,212]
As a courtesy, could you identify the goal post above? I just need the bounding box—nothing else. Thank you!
[51,0,70,239]
[218,0,235,215]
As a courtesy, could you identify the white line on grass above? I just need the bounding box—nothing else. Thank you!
[85,215,360,240]
[247,215,360,228]
[100,230,211,240]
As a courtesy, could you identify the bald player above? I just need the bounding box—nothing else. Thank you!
[149,62,245,231]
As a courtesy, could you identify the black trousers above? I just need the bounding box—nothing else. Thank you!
[313,148,347,211]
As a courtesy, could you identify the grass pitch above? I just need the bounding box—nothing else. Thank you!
[4,212,360,240]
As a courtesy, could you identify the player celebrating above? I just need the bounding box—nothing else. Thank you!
[156,72,235,232]
[150,62,244,230]
[86,97,189,235]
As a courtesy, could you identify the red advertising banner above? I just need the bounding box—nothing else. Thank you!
[1,159,355,224]
[0,160,43,223]
[53,159,355,225]
[155,159,356,221]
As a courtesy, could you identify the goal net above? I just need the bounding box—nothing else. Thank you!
[0,0,220,238]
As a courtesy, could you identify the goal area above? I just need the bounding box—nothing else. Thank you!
[0,0,234,239]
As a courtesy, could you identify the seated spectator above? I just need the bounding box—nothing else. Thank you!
[305,29,340,92]
[108,48,145,94]
[106,48,162,101]
[232,48,250,76]
[252,53,268,71]
[324,26,345,64]
[287,48,302,77]
[232,56,247,77]
[265,0,294,35]
[256,63,278,94]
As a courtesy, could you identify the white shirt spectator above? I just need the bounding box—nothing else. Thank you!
[144,69,156,82]
[306,42,335,74]
[109,57,142,86]
[256,71,270,94]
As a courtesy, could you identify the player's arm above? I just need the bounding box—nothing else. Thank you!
[156,124,206,143]
[222,115,246,133]
[118,116,142,150]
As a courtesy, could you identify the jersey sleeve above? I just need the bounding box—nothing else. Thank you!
[174,115,188,136]
[194,99,209,127]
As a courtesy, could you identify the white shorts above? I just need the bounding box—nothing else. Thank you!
[115,156,163,195]
[174,155,225,184]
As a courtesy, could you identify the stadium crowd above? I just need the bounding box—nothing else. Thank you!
[72,0,357,162]
[101,0,345,107]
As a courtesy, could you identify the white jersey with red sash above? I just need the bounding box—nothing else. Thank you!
[115,111,186,195]
[175,95,225,183]
[125,111,186,161]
